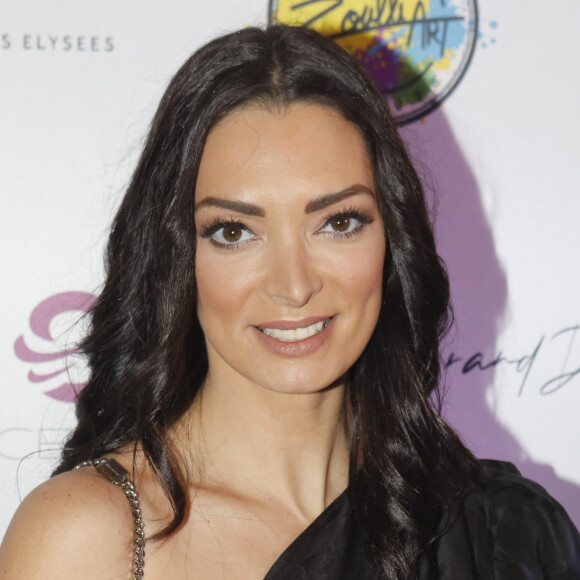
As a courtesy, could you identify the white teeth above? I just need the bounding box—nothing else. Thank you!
[259,319,330,342]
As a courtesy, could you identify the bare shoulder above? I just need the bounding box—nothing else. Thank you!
[0,465,135,579]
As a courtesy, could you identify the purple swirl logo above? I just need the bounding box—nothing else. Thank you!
[14,292,96,402]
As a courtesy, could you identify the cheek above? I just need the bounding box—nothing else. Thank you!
[340,240,386,305]
[196,257,229,325]
[195,252,255,328]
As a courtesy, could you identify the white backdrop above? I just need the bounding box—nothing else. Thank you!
[1,0,579,539]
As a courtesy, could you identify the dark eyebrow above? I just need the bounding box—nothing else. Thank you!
[194,197,265,217]
[194,185,374,216]
[305,185,375,213]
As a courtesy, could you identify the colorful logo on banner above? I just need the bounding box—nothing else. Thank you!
[269,0,478,124]
[14,292,96,403]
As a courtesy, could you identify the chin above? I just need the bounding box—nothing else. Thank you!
[251,365,348,396]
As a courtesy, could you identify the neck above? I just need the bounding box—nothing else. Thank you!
[177,367,350,520]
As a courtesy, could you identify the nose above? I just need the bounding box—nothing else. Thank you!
[263,239,322,308]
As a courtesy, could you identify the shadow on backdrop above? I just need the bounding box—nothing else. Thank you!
[399,109,580,528]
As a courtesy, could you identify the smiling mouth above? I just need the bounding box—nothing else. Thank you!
[256,317,333,342]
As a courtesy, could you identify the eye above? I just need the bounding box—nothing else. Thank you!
[200,221,256,248]
[318,211,372,237]
[215,224,247,243]
[212,224,254,246]
[325,216,355,233]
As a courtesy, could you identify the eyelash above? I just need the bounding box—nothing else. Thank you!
[198,208,373,249]
[199,217,257,250]
[317,208,373,239]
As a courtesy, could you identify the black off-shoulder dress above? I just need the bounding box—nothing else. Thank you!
[264,460,580,579]
[90,458,580,578]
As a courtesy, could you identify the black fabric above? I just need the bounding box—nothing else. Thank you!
[264,460,580,579]
[264,485,380,580]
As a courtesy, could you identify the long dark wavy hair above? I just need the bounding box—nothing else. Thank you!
[55,25,480,579]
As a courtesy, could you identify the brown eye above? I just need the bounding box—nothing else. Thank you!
[318,212,371,237]
[223,225,243,242]
[208,222,255,247]
[330,216,351,232]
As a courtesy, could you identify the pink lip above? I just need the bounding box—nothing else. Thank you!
[255,316,331,331]
[252,316,336,357]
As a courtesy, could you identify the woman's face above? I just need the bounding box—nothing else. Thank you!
[194,103,385,395]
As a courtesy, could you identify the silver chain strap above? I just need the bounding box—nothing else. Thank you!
[75,458,145,579]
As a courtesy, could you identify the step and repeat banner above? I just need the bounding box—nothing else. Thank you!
[1,0,579,536]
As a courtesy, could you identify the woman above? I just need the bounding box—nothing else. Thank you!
[1,25,579,579]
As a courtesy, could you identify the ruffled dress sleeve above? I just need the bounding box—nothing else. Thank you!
[430,460,580,579]
[262,459,579,579]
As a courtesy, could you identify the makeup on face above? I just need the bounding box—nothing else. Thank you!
[194,103,385,395]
